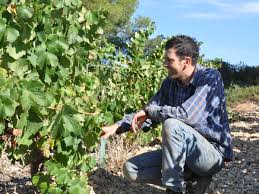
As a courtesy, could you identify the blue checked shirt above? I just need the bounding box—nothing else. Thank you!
[115,64,233,161]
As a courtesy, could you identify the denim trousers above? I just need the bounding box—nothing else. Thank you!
[122,118,225,192]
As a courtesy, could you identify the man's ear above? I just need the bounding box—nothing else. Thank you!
[185,56,192,66]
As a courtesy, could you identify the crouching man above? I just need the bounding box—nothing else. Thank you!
[101,35,233,194]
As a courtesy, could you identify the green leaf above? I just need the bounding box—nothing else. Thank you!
[0,67,7,85]
[80,163,90,172]
[85,11,98,25]
[37,52,59,68]
[18,121,43,146]
[96,27,103,35]
[64,0,81,7]
[46,52,59,67]
[32,173,50,193]
[46,39,69,54]
[63,136,74,147]
[32,174,39,185]
[0,123,4,134]
[68,184,83,194]
[63,136,81,148]
[8,59,29,78]
[22,79,44,91]
[51,105,81,138]
[0,95,18,119]
[17,6,34,20]
[21,24,36,43]
[67,178,88,193]
[46,185,63,194]
[0,67,7,78]
[27,53,38,67]
[19,80,46,111]
[6,27,20,43]
[0,18,7,42]
[0,0,9,6]
[16,112,28,129]
[43,69,51,84]
[56,170,70,185]
[20,90,47,111]
[89,157,96,168]
[45,160,62,175]
[83,131,98,148]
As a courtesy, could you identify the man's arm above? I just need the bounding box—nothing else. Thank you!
[115,113,156,134]
[144,69,221,126]
[115,78,168,134]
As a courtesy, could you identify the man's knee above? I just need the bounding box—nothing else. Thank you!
[122,161,137,182]
[162,118,184,137]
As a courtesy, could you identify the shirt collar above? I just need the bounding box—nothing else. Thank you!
[176,63,202,87]
[189,63,202,86]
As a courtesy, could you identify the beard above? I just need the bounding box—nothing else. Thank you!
[168,69,180,80]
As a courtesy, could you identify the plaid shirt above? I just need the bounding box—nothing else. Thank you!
[116,64,233,161]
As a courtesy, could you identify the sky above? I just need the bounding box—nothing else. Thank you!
[133,0,259,66]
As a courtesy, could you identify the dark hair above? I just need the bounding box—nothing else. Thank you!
[165,35,199,65]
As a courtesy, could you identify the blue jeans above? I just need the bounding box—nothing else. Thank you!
[122,118,225,192]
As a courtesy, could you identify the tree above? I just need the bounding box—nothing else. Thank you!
[144,34,166,56]
[83,0,138,34]
[107,16,154,49]
[83,0,160,50]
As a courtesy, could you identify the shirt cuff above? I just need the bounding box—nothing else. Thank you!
[144,105,161,121]
[115,120,131,135]
[115,120,123,128]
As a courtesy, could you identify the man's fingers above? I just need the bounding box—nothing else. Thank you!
[132,125,136,133]
[100,131,105,137]
[100,128,111,139]
[137,120,144,129]
[100,127,110,138]
[102,132,110,139]
[131,116,137,133]
[100,128,107,136]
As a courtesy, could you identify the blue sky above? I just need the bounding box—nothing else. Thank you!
[133,0,259,66]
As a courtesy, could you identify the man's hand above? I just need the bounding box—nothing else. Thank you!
[100,123,119,139]
[131,110,147,133]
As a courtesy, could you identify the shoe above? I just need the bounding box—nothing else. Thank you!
[185,175,212,194]
[165,188,183,194]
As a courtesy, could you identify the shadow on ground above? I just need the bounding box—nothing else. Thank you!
[88,168,165,194]
[0,177,36,194]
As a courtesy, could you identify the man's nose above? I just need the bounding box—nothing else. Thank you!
[163,63,169,69]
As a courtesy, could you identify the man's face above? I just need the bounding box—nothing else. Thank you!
[163,48,186,79]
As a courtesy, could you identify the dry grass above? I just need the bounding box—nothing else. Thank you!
[93,134,141,174]
[106,134,140,173]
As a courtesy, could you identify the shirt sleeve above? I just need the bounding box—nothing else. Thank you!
[115,113,157,134]
[145,69,221,126]
[115,78,168,134]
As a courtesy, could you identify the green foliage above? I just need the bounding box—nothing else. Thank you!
[226,84,259,105]
[0,1,108,193]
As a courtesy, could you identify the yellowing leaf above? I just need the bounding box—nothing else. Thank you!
[6,46,26,60]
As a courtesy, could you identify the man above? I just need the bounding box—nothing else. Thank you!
[101,35,233,194]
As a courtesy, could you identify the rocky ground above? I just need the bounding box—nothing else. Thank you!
[0,101,258,194]
[0,153,33,194]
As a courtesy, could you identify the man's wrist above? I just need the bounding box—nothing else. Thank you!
[113,123,119,129]
[142,106,150,119]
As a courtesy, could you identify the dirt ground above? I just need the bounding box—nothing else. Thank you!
[0,101,258,194]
